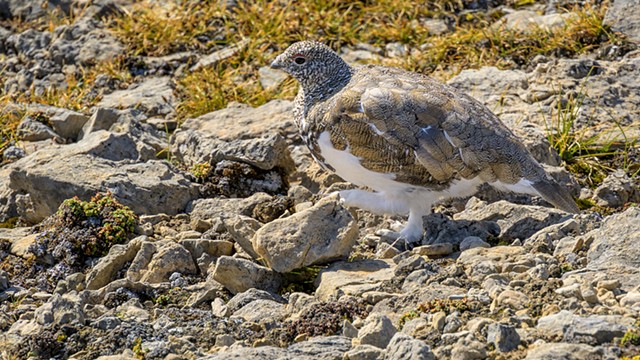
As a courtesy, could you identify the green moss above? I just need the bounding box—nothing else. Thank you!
[621,328,640,347]
[57,192,138,257]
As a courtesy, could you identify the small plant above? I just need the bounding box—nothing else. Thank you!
[132,337,145,360]
[620,327,640,347]
[190,162,213,182]
[398,310,420,329]
[417,298,472,314]
[57,192,138,257]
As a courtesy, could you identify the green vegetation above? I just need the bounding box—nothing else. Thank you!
[57,192,138,257]
[544,80,638,189]
[189,162,213,182]
[417,297,473,314]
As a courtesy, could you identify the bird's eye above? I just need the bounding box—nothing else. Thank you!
[294,56,306,65]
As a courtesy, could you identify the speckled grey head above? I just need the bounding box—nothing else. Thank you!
[271,41,353,99]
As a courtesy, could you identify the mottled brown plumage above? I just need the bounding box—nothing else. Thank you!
[271,41,578,242]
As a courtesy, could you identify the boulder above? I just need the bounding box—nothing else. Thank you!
[252,196,359,273]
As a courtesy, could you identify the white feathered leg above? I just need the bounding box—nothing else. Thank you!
[399,209,426,243]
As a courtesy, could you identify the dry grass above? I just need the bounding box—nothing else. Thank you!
[1,0,634,185]
[103,0,618,120]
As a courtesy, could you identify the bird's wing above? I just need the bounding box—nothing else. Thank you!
[326,70,578,212]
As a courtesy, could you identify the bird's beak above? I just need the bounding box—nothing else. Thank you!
[270,55,283,70]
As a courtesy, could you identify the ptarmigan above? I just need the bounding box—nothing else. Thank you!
[271,41,578,243]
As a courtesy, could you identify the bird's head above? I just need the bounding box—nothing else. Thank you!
[271,41,352,97]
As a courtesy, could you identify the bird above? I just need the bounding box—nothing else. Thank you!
[270,41,579,244]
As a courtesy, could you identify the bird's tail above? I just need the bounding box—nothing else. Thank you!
[532,178,580,213]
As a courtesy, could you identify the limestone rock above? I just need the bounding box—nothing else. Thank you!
[252,196,358,273]
[604,0,640,43]
[345,344,384,360]
[486,323,520,352]
[586,207,640,290]
[210,256,282,294]
[454,200,570,242]
[139,242,198,283]
[98,77,176,117]
[315,260,395,301]
[492,11,577,33]
[358,313,397,349]
[592,170,636,207]
[524,342,606,360]
[384,332,435,360]
[233,299,286,323]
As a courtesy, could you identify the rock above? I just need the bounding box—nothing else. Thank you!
[252,196,359,273]
[1,131,197,223]
[226,288,285,313]
[524,342,606,360]
[604,0,640,43]
[358,313,397,349]
[34,293,84,326]
[412,243,453,257]
[459,237,490,251]
[9,233,39,258]
[188,192,273,224]
[423,19,450,35]
[315,259,395,301]
[0,0,73,20]
[454,200,570,242]
[494,289,530,311]
[78,108,120,139]
[49,109,89,140]
[191,39,249,71]
[85,237,144,290]
[486,323,520,352]
[0,270,9,291]
[98,77,176,117]
[215,334,235,347]
[384,332,435,360]
[233,299,286,323]
[176,100,296,142]
[180,239,234,262]
[139,242,198,283]
[450,336,487,360]
[585,207,640,290]
[288,335,352,359]
[592,170,635,207]
[16,116,60,142]
[258,66,288,89]
[223,215,262,259]
[48,19,124,66]
[345,344,384,360]
[211,297,230,317]
[421,211,500,247]
[492,10,577,33]
[200,346,289,359]
[210,256,282,294]
[448,67,527,105]
[536,310,631,345]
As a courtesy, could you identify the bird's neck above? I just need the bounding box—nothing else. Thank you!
[300,64,353,109]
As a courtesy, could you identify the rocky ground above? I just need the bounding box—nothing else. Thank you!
[1,0,640,359]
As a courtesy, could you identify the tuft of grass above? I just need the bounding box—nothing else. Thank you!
[620,327,640,347]
[544,78,639,188]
